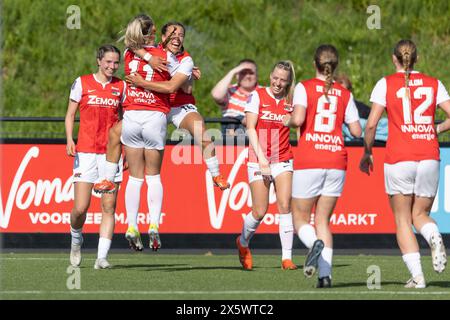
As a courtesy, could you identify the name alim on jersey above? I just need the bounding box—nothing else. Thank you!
[408,78,424,87]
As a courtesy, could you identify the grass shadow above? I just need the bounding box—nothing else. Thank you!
[162,266,250,272]
[334,281,406,288]
[427,281,450,288]
[111,264,253,272]
[268,263,351,270]
[111,263,189,270]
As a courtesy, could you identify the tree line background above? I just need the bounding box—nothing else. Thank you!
[2,0,450,140]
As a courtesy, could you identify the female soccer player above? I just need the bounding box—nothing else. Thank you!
[360,39,450,288]
[236,60,297,271]
[126,21,230,192]
[116,14,192,252]
[285,44,362,288]
[65,44,125,269]
[95,20,229,251]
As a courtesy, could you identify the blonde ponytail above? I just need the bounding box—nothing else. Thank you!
[123,14,154,50]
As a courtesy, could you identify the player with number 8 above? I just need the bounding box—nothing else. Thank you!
[285,44,362,288]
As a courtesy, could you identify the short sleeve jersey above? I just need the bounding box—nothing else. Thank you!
[245,87,293,163]
[169,50,196,107]
[370,71,450,163]
[69,74,125,154]
[122,46,173,113]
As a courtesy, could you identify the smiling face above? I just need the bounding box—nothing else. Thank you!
[97,52,120,78]
[162,25,185,54]
[269,67,290,98]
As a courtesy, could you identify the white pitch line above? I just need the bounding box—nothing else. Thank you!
[1,290,450,295]
[1,258,71,261]
[0,257,403,262]
[0,257,133,261]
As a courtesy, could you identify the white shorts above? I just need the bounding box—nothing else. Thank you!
[247,160,293,184]
[73,152,123,184]
[168,104,198,128]
[121,110,167,150]
[292,169,346,198]
[384,160,439,197]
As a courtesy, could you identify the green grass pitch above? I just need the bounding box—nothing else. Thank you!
[1,252,449,300]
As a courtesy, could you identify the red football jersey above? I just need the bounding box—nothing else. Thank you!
[293,79,352,170]
[384,72,439,163]
[247,87,293,163]
[170,50,196,107]
[76,74,124,154]
[122,46,171,113]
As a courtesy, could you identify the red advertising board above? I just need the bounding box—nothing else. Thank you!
[0,144,395,233]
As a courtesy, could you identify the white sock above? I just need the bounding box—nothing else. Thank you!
[298,224,318,249]
[318,247,333,278]
[402,252,423,278]
[279,213,294,260]
[146,175,163,228]
[97,237,111,260]
[419,222,440,247]
[125,176,144,229]
[240,213,261,247]
[105,161,119,182]
[70,227,83,246]
[204,156,220,177]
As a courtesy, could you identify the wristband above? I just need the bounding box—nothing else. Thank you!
[143,52,152,62]
[436,124,441,135]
